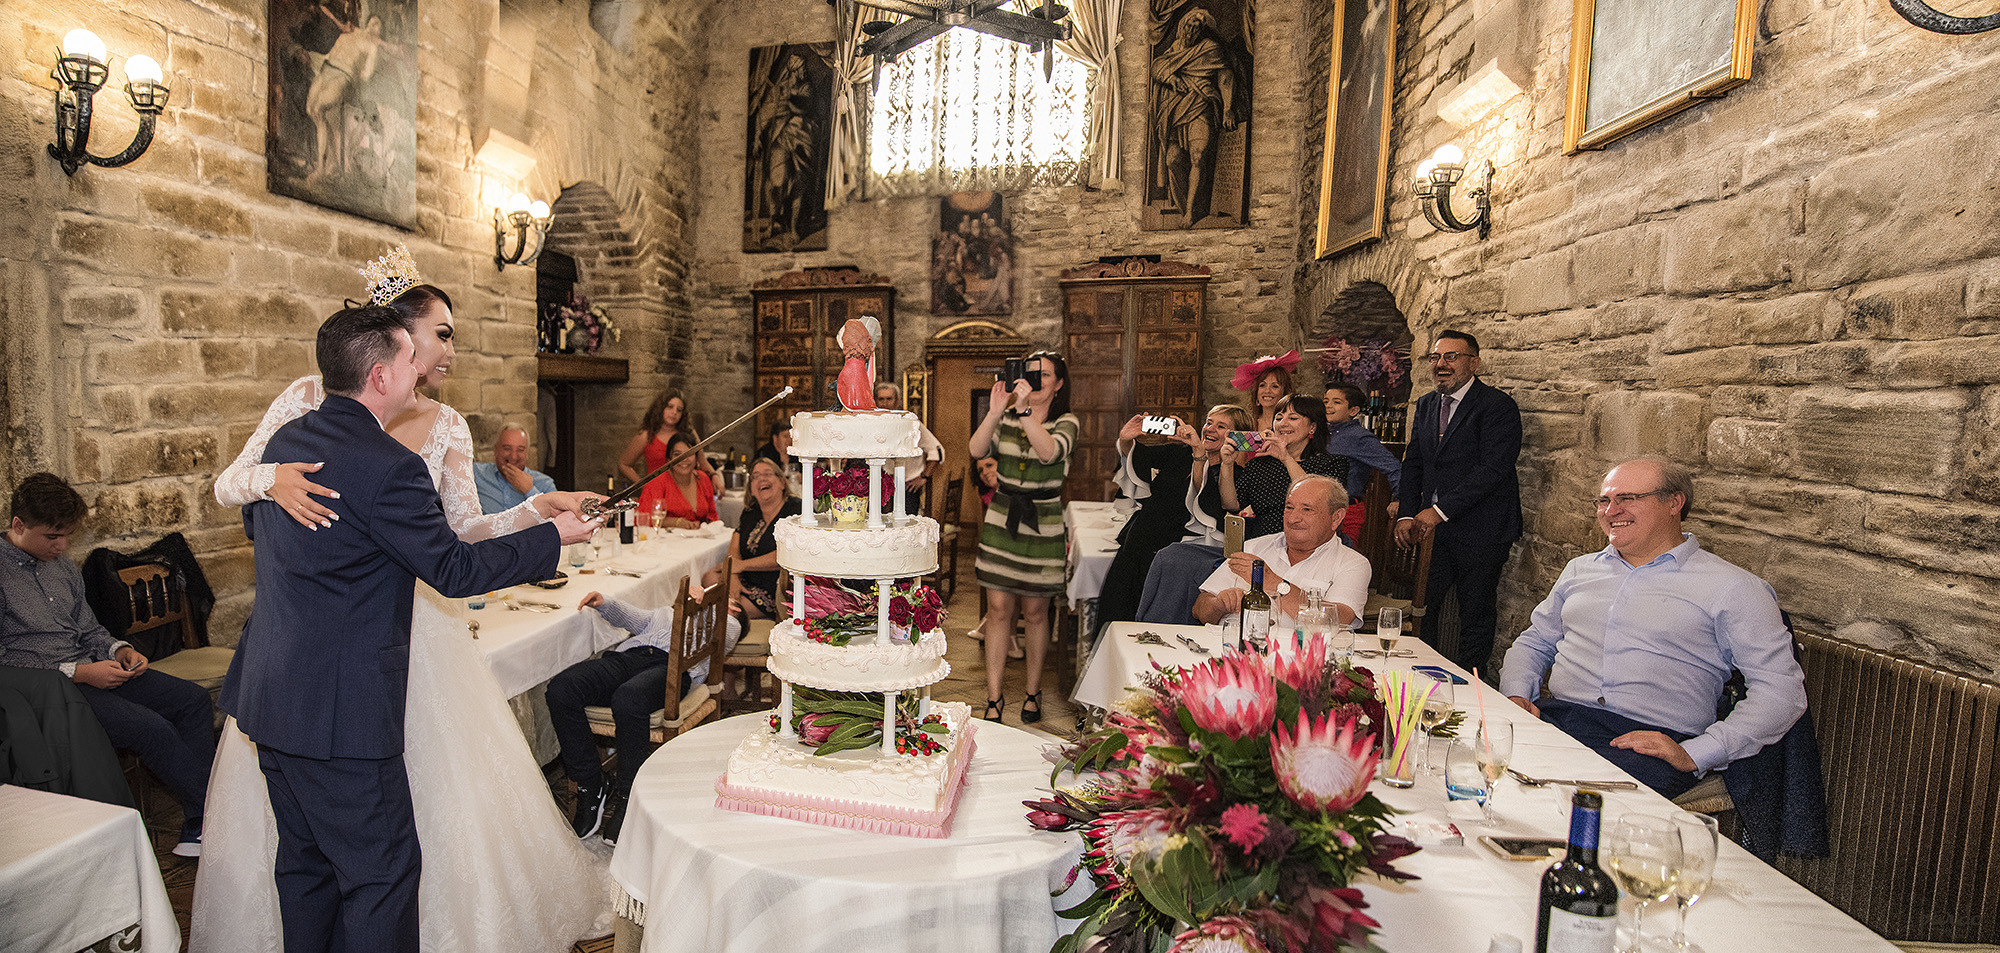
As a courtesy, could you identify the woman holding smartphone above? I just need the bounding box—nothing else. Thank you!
[1206,393,1347,540]
[968,352,1076,724]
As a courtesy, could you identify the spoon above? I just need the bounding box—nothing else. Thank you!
[465,620,480,640]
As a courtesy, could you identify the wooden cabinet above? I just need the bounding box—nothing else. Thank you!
[751,267,896,435]
[1058,258,1209,502]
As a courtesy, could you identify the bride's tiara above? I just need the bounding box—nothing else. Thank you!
[359,244,422,306]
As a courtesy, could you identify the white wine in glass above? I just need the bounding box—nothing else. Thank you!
[1376,606,1403,656]
[1671,812,1721,951]
[1474,721,1513,822]
[1607,815,1683,953]
[1418,679,1453,775]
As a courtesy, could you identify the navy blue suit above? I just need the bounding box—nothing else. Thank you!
[1397,377,1522,673]
[220,394,560,953]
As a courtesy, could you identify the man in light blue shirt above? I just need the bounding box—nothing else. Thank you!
[1500,456,1807,797]
[473,423,556,514]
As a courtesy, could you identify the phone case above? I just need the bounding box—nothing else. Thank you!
[1225,431,1264,453]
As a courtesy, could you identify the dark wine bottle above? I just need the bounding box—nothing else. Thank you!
[1536,790,1620,953]
[613,477,635,545]
[1238,559,1272,652]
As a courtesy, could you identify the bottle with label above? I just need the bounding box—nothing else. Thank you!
[1238,559,1272,653]
[1536,790,1620,953]
[613,477,635,545]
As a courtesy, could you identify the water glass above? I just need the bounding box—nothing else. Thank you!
[1444,739,1488,806]
[1327,622,1356,665]
[467,593,487,611]
[569,543,587,571]
[1671,812,1721,951]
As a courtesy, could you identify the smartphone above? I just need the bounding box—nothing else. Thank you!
[1480,835,1568,862]
[1224,430,1265,454]
[1140,415,1178,436]
[1001,357,1043,390]
[1223,514,1246,556]
[1412,665,1468,685]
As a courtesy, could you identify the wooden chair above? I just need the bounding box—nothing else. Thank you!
[930,469,965,601]
[1363,530,1432,631]
[721,567,787,715]
[584,558,731,745]
[121,563,233,702]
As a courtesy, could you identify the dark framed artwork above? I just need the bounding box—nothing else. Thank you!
[744,43,834,253]
[931,192,1014,316]
[1141,0,1254,231]
[1564,0,1755,153]
[266,0,418,228]
[1313,0,1395,259]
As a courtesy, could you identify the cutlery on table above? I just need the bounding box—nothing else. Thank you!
[603,569,644,578]
[1173,634,1210,655]
[1506,768,1639,790]
[465,620,480,640]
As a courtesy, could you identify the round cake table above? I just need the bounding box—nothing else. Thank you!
[608,713,1089,953]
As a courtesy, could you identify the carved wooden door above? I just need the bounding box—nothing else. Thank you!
[1059,259,1209,502]
[751,267,896,436]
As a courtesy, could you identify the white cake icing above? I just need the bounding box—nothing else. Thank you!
[767,619,949,692]
[790,409,923,460]
[722,702,972,813]
[774,516,939,578]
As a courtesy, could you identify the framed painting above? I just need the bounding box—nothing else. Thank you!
[1313,0,1396,259]
[1140,0,1254,231]
[744,42,834,253]
[932,192,1014,316]
[266,0,419,228]
[1564,0,1756,153]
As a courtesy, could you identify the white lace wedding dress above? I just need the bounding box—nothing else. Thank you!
[194,376,612,953]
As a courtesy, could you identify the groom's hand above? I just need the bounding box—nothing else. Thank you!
[551,510,601,544]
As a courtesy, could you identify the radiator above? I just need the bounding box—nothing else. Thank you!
[1778,632,2000,943]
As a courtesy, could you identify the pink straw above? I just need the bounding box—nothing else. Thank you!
[1473,667,1492,760]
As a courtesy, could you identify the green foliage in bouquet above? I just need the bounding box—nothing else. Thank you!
[773,685,950,757]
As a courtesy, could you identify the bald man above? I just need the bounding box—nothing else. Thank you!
[1193,475,1371,631]
[473,424,556,514]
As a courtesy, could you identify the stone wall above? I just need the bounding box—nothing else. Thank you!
[1293,0,2000,677]
[0,0,702,640]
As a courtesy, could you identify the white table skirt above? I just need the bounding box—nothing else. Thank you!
[608,714,1089,953]
[1064,501,1123,606]
[718,489,746,529]
[0,785,179,953]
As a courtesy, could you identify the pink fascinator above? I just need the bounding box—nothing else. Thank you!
[1230,349,1301,391]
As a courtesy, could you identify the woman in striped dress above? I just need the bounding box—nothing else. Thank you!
[969,352,1077,723]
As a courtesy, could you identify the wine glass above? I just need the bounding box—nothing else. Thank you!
[1418,677,1454,775]
[1473,721,1513,823]
[1670,811,1721,951]
[1607,815,1683,953]
[1376,607,1403,657]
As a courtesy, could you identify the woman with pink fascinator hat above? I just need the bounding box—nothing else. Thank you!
[1231,349,1301,433]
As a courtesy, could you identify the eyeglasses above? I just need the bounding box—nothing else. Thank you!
[1592,489,1673,511]
[1421,352,1473,365]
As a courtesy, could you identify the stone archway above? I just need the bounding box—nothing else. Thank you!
[1309,280,1417,416]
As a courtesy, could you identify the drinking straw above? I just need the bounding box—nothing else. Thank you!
[1472,667,1491,761]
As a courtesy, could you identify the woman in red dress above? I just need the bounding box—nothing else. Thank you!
[635,430,718,527]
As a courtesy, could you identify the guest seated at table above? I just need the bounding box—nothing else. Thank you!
[1500,456,1807,798]
[549,580,744,843]
[0,473,214,856]
[1204,393,1347,542]
[701,457,800,620]
[1133,404,1253,626]
[1192,475,1369,631]
[1097,412,1199,625]
[474,423,557,514]
[874,382,945,514]
[636,431,719,529]
[754,420,797,476]
[1323,383,1402,540]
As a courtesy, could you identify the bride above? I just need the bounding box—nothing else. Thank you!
[194,258,613,952]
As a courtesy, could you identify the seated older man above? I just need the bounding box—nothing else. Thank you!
[474,423,556,514]
[1193,475,1370,630]
[1500,456,1807,797]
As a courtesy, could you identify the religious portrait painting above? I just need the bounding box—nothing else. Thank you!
[1313,0,1396,258]
[266,0,419,228]
[931,192,1014,316]
[744,42,834,253]
[1141,0,1255,231]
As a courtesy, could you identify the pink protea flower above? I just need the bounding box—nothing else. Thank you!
[1270,711,1378,814]
[1267,633,1327,697]
[1168,915,1270,953]
[1177,654,1275,740]
[1082,807,1182,886]
[798,713,837,747]
[1217,803,1269,853]
[1298,885,1380,949]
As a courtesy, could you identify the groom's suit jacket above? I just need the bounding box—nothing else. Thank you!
[220,394,559,761]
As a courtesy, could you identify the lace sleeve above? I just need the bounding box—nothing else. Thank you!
[215,376,324,507]
[435,406,547,543]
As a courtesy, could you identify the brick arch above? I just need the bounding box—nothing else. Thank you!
[544,181,642,297]
[1302,279,1417,404]
[525,145,676,302]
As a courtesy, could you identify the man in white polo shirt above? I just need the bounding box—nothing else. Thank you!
[1193,475,1371,630]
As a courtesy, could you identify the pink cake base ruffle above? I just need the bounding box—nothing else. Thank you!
[713,725,980,839]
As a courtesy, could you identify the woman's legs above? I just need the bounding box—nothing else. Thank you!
[983,586,1020,704]
[1019,595,1052,699]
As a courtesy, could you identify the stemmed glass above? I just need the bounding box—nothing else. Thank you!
[1375,607,1403,657]
[1607,815,1683,953]
[1418,675,1454,775]
[1472,721,1512,823]
[1669,812,1721,951]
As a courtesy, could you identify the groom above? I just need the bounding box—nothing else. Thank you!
[220,305,599,953]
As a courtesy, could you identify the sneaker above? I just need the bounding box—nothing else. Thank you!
[173,819,203,859]
[600,790,629,846]
[570,781,609,839]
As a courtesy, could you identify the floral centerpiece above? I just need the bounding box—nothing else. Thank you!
[1026,636,1418,953]
[795,578,944,646]
[770,686,950,756]
[1315,337,1408,394]
[547,292,621,355]
[813,460,899,523]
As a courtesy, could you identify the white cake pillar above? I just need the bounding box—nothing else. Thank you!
[876,583,892,645]
[882,689,900,758]
[791,574,805,623]
[919,689,931,720]
[800,457,817,526]
[866,458,885,528]
[893,463,907,521]
[778,683,796,739]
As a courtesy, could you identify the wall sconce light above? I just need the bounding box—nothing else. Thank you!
[493,193,552,270]
[48,29,171,176]
[1412,144,1492,240]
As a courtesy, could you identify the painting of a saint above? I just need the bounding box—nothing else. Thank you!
[932,193,1014,316]
[1314,0,1395,257]
[1142,0,1254,231]
[744,43,834,253]
[266,0,418,228]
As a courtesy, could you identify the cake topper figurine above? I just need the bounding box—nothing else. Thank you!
[836,314,882,411]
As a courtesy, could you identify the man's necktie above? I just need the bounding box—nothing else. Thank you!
[1438,395,1455,439]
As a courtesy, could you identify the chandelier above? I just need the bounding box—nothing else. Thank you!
[848,0,1071,64]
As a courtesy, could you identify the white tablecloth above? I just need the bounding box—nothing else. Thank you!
[1064,501,1124,606]
[0,785,179,953]
[717,489,746,528]
[1072,622,1898,953]
[608,714,1089,953]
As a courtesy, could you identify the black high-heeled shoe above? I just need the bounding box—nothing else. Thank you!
[1020,691,1043,724]
[983,697,1005,722]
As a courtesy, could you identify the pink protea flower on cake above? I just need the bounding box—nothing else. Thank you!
[1168,915,1270,953]
[1270,711,1377,814]
[1177,654,1275,740]
[798,713,836,747]
[1267,632,1327,697]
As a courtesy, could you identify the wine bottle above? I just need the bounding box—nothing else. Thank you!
[1536,790,1620,953]
[1239,559,1272,653]
[613,477,635,545]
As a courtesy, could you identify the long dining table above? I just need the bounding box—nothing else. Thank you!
[1077,620,1901,953]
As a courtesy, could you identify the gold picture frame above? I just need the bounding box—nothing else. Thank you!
[1564,0,1756,154]
[1314,0,1397,259]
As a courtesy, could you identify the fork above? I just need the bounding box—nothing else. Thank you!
[1506,768,1638,790]
[1174,634,1210,655]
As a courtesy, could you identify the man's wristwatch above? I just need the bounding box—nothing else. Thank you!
[1274,580,1292,598]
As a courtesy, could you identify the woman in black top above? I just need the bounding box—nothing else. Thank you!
[1100,406,1242,624]
[703,456,801,619]
[1204,394,1347,540]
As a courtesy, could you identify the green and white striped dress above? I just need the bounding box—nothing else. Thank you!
[975,413,1079,597]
